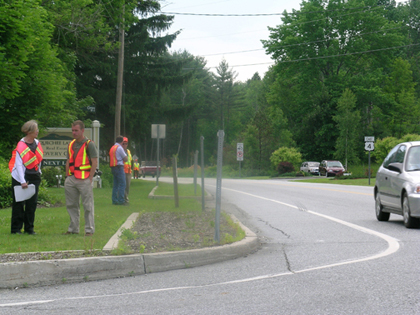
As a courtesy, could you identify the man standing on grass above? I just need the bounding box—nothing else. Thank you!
[109,135,128,205]
[64,120,98,236]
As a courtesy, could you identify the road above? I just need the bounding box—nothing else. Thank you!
[1,178,419,315]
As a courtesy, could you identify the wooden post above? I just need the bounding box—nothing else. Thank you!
[172,156,179,208]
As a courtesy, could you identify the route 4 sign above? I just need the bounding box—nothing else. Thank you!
[365,142,374,151]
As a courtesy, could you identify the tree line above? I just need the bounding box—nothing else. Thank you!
[1,0,419,174]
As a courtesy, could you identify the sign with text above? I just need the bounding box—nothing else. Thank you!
[237,143,244,161]
[39,128,92,165]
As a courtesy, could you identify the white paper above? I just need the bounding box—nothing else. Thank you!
[14,184,36,202]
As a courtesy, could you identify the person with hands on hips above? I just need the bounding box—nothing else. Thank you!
[64,120,98,236]
[9,120,43,235]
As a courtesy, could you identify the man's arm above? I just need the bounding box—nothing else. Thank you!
[89,158,98,182]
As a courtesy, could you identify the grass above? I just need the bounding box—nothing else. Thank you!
[0,180,209,255]
[295,177,376,186]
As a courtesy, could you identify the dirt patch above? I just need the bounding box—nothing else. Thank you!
[125,210,240,253]
[0,210,241,263]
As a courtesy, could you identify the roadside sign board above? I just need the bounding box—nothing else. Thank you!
[364,136,375,142]
[237,143,244,161]
[365,142,375,151]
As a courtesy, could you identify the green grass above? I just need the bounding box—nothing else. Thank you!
[0,180,206,254]
[154,182,202,196]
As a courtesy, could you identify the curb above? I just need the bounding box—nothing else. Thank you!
[0,217,259,289]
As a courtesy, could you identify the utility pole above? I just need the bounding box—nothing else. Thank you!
[114,7,125,139]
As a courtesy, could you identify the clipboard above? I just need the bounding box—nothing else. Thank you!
[14,184,36,202]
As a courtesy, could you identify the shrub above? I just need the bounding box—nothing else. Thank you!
[277,161,295,174]
[0,158,13,209]
[270,147,302,170]
[42,166,65,187]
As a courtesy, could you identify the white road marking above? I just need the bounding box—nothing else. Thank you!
[0,184,399,308]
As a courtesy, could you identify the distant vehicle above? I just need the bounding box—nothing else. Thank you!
[300,161,320,175]
[319,160,345,177]
[374,141,420,228]
[140,161,161,178]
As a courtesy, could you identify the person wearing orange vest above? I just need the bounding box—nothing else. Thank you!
[133,159,140,179]
[64,120,98,236]
[10,120,43,235]
[109,135,128,205]
[122,137,132,203]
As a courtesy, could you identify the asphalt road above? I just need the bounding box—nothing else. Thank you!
[1,177,419,315]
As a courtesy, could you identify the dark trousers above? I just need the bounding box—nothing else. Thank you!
[11,173,41,233]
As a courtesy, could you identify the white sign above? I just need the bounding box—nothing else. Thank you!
[365,142,374,151]
[364,136,375,142]
[237,143,244,161]
[151,124,166,139]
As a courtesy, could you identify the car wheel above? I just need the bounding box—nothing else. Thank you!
[375,193,390,221]
[402,193,420,228]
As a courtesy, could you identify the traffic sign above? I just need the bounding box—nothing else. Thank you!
[237,143,244,161]
[365,142,374,151]
[364,136,375,142]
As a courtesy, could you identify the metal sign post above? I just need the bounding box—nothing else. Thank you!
[215,130,224,243]
[364,136,375,185]
[200,136,205,212]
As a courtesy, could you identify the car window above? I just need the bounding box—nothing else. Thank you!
[394,145,406,163]
[327,161,343,167]
[383,145,400,168]
[406,146,420,171]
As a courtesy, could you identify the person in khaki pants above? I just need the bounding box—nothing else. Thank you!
[64,120,98,236]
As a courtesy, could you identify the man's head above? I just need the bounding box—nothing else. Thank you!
[71,120,85,142]
[123,137,128,149]
[116,135,124,144]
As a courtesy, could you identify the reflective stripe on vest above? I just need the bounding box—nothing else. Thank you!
[124,149,132,173]
[109,144,119,167]
[15,141,43,171]
[67,139,92,179]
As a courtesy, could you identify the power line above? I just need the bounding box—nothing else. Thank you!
[193,43,420,70]
[161,4,391,17]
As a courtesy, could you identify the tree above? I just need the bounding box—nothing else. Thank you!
[333,89,361,168]
[0,0,77,158]
[213,59,239,138]
[262,0,406,162]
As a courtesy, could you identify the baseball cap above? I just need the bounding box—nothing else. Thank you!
[123,137,128,143]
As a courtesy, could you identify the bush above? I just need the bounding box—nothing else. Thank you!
[42,166,65,187]
[270,147,302,170]
[0,158,13,209]
[277,161,295,174]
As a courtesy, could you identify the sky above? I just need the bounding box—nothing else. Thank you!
[161,0,303,82]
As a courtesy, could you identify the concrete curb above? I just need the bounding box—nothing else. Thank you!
[103,212,140,250]
[0,216,259,289]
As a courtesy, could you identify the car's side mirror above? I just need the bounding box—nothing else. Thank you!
[388,162,403,173]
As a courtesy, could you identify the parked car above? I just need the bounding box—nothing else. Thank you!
[374,141,420,228]
[300,161,320,175]
[318,160,345,177]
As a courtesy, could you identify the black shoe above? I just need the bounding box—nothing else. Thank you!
[11,231,22,235]
[24,231,36,235]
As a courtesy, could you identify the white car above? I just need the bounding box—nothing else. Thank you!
[300,161,320,175]
[374,141,420,228]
